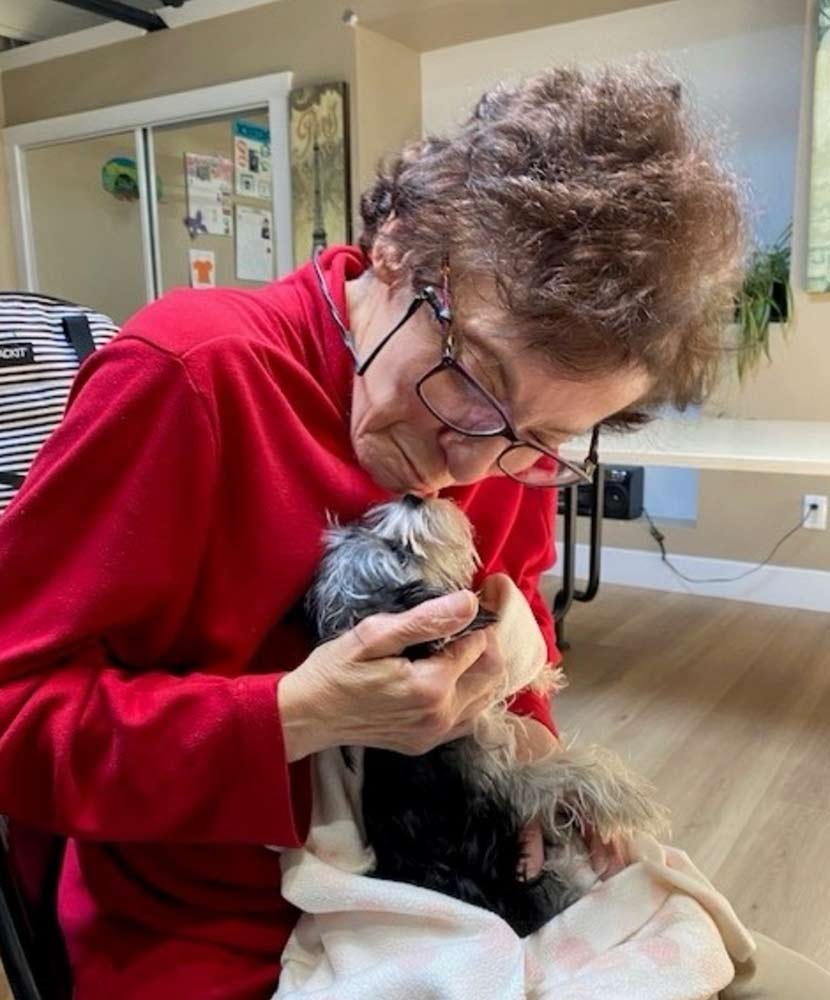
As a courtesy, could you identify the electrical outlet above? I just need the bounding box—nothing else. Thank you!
[803,494,828,531]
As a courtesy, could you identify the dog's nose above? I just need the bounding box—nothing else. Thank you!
[402,493,424,508]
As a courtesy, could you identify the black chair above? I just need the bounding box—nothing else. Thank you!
[0,817,70,1000]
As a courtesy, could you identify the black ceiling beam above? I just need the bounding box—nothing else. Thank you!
[52,0,172,32]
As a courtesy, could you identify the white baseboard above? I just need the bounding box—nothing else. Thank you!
[544,544,830,614]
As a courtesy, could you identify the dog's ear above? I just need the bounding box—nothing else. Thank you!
[385,580,447,615]
[398,585,500,661]
[467,605,499,632]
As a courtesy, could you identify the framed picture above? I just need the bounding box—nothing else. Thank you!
[806,0,830,292]
[289,82,351,267]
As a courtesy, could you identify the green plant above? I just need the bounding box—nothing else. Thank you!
[735,223,794,380]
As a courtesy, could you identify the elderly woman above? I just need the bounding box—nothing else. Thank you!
[0,65,826,1000]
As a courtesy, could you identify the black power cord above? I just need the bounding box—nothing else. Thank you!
[642,505,816,585]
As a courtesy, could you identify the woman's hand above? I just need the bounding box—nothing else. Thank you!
[278,591,506,762]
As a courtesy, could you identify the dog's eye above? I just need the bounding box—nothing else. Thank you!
[389,542,412,566]
[553,804,576,831]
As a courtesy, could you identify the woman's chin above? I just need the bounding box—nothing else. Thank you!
[355,441,446,497]
[373,466,437,497]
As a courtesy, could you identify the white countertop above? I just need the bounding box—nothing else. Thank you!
[559,417,830,476]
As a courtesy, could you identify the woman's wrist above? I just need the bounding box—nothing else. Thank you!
[277,671,333,762]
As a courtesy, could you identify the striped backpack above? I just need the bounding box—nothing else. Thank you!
[0,293,118,513]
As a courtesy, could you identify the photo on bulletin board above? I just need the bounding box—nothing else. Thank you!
[235,204,273,283]
[184,153,232,236]
[807,0,830,292]
[189,249,216,289]
[233,120,272,201]
[289,82,351,267]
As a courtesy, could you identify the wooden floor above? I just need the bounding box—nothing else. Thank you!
[2,586,828,996]
[551,584,830,970]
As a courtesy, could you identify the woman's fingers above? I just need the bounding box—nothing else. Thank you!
[343,590,479,660]
[293,595,508,756]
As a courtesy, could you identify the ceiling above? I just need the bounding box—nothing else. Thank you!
[0,0,677,53]
[0,0,173,43]
[352,0,675,52]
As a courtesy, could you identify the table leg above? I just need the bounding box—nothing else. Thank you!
[552,465,605,650]
[553,485,577,650]
[574,465,605,603]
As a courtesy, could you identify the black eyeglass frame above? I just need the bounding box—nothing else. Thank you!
[312,248,601,488]
[415,286,600,488]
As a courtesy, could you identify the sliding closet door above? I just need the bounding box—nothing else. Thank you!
[24,132,152,324]
[7,72,294,318]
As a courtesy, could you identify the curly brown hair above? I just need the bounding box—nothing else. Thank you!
[359,63,747,425]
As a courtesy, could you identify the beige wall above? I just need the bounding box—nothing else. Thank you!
[355,0,673,54]
[0,79,19,288]
[422,0,830,572]
[353,26,421,195]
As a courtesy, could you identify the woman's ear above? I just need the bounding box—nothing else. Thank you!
[369,217,406,287]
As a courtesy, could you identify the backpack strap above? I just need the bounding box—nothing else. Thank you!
[0,313,99,498]
[61,314,96,364]
[0,472,25,489]
[0,472,23,490]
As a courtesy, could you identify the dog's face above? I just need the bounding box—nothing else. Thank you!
[307,495,482,645]
[362,495,480,590]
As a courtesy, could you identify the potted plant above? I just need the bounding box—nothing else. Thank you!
[734,223,794,380]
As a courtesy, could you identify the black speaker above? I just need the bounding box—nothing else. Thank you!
[557,465,644,520]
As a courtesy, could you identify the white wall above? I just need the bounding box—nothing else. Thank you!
[422,0,804,245]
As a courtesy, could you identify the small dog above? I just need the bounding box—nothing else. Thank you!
[306,495,666,937]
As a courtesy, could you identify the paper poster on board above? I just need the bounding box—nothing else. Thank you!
[233,120,272,200]
[235,205,273,282]
[189,249,216,288]
[184,153,232,236]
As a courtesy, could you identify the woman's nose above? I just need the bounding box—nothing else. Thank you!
[438,430,505,483]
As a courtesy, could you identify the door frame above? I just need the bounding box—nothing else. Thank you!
[3,72,294,297]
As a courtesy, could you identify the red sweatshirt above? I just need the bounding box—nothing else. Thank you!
[0,246,559,999]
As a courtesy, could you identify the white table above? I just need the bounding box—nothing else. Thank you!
[560,417,830,476]
[553,417,830,646]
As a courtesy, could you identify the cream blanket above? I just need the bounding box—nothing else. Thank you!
[272,579,755,999]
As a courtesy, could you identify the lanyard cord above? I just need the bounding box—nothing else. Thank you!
[312,247,429,377]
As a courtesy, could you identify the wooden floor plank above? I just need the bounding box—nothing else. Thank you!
[556,584,830,968]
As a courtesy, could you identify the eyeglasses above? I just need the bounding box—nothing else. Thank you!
[313,250,600,488]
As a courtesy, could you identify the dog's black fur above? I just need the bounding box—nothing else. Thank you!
[312,574,570,937]
[362,735,569,937]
